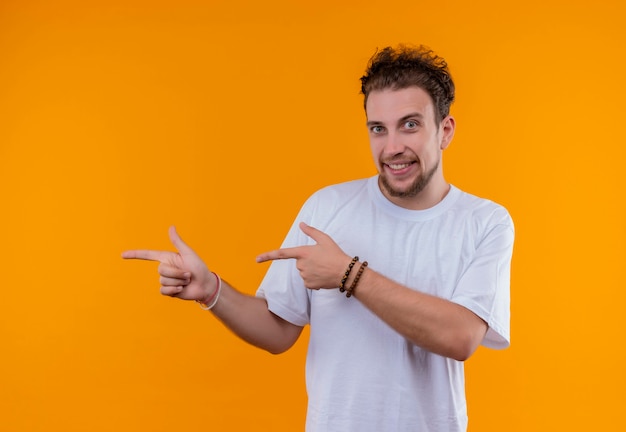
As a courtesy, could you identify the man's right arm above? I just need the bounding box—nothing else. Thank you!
[122,226,303,354]
[210,282,303,354]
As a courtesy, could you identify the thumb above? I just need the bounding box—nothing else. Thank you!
[168,226,195,255]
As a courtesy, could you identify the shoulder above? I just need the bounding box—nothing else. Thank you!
[295,177,372,225]
[451,187,514,232]
[303,178,371,207]
[312,178,370,198]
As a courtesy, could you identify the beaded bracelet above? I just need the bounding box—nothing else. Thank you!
[196,272,222,310]
[345,261,367,298]
[339,256,359,293]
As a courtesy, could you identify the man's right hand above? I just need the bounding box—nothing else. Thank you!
[122,226,217,303]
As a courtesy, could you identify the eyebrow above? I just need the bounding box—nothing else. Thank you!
[366,112,424,127]
[398,112,424,124]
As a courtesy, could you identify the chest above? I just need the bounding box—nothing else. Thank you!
[311,206,480,298]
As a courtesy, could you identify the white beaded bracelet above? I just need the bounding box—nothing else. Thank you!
[196,272,222,310]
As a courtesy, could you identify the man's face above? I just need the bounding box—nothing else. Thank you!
[365,86,454,208]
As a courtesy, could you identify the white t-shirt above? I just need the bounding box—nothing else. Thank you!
[257,176,514,432]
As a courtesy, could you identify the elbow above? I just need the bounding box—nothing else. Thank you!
[448,317,488,361]
[264,340,295,355]
[239,331,297,355]
[450,346,475,362]
[449,330,484,361]
[260,330,301,355]
[444,344,476,362]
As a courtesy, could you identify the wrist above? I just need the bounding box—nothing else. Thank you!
[339,256,359,293]
[344,260,367,298]
[196,272,222,310]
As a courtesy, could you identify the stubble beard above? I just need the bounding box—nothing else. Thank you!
[379,158,440,198]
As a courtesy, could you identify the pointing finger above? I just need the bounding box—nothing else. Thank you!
[256,246,306,263]
[121,249,168,262]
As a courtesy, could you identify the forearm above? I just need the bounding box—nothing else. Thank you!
[209,280,303,355]
[350,266,487,361]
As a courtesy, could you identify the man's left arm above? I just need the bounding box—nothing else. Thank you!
[346,268,487,361]
[257,221,512,362]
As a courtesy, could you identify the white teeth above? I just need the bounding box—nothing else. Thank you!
[389,163,410,170]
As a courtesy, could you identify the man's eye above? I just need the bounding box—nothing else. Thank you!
[405,121,418,129]
[371,126,384,133]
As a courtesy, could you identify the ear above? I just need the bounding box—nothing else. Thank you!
[439,115,456,150]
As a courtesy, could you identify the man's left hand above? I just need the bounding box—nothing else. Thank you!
[256,222,352,290]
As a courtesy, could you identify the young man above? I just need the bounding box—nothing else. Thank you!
[123,45,514,431]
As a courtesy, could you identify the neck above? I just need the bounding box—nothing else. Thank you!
[379,176,451,210]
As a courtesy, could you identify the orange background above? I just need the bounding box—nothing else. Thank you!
[1,0,624,430]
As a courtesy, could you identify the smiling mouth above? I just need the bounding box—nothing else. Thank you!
[383,160,417,172]
[387,162,413,170]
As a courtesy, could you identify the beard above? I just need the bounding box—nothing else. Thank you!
[379,157,440,198]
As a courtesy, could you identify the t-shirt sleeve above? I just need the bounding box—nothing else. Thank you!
[255,200,316,327]
[451,212,515,349]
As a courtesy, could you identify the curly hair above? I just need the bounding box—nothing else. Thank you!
[360,45,455,124]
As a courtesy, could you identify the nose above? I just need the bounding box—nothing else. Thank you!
[383,131,405,156]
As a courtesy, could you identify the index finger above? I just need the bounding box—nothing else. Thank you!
[121,249,168,262]
[256,246,305,263]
